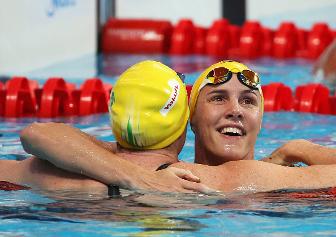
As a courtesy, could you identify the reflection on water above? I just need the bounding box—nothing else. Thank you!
[1,188,336,236]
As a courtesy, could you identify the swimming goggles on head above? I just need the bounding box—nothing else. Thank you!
[203,67,260,90]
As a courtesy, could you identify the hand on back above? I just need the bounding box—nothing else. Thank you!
[261,139,310,166]
[146,167,217,194]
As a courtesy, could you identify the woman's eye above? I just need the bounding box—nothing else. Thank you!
[242,98,252,104]
[210,95,225,102]
[241,97,256,105]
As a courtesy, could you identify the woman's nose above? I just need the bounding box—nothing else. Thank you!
[224,100,243,120]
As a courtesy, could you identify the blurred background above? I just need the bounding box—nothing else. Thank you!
[1,0,336,79]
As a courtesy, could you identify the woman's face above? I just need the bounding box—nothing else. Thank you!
[191,74,263,165]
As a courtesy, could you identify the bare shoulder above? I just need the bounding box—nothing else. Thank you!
[101,142,117,153]
[170,160,263,176]
[224,160,287,170]
[20,157,107,192]
[172,160,293,192]
[0,160,23,183]
[171,161,216,172]
[171,161,234,190]
[0,159,18,169]
[172,160,287,175]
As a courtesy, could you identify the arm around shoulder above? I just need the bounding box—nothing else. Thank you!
[262,139,336,166]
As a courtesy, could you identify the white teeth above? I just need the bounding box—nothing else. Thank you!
[220,127,243,135]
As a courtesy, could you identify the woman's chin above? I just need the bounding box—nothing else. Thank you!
[214,150,248,163]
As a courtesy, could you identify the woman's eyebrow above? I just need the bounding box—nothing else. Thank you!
[242,89,258,97]
[206,89,228,95]
[206,89,259,96]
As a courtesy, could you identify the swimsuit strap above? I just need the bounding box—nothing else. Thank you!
[108,185,121,197]
[156,163,173,171]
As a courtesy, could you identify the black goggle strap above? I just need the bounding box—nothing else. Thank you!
[176,72,185,83]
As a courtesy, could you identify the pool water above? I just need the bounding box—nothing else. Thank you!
[1,55,336,236]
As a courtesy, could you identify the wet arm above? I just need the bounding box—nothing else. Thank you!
[20,122,147,188]
[79,129,117,153]
[20,123,207,192]
[274,164,336,190]
[229,160,336,192]
[262,139,336,166]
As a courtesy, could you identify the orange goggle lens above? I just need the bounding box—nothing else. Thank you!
[206,67,260,89]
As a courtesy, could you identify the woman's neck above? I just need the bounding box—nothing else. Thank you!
[194,140,254,166]
[116,144,179,171]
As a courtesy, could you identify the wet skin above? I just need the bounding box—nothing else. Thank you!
[191,74,263,165]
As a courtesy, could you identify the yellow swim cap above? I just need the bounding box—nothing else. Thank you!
[189,60,264,120]
[109,60,189,150]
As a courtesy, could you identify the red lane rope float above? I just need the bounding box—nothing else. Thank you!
[205,19,230,57]
[193,26,207,54]
[305,23,334,59]
[38,77,75,118]
[104,83,113,102]
[0,81,5,116]
[329,94,336,115]
[102,18,173,54]
[170,19,195,55]
[262,83,293,112]
[261,27,274,56]
[295,83,331,114]
[288,187,336,199]
[78,78,109,116]
[2,76,336,117]
[1,77,113,118]
[237,21,263,58]
[4,77,37,118]
[228,25,241,50]
[0,181,31,191]
[102,19,336,59]
[273,22,298,58]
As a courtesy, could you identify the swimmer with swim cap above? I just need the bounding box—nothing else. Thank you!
[106,60,201,193]
[189,60,263,120]
[110,60,189,150]
[3,60,207,194]
[189,60,264,165]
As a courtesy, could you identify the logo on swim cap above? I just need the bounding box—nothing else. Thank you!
[160,79,180,116]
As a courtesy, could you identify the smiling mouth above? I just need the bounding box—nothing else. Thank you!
[218,127,245,137]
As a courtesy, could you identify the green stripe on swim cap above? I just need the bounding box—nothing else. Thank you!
[127,117,137,147]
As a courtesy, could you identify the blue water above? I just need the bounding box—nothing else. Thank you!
[1,55,336,236]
